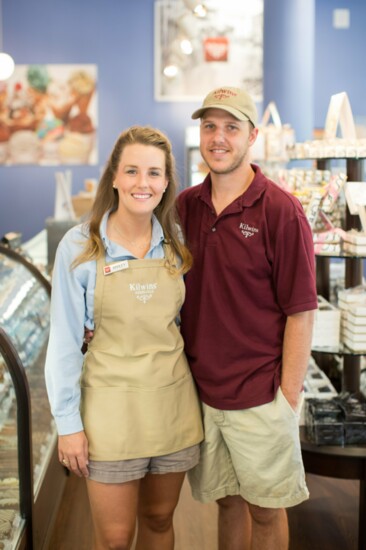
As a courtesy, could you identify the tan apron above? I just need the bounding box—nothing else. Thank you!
[80,247,203,461]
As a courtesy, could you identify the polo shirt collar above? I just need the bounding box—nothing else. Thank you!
[198,164,267,211]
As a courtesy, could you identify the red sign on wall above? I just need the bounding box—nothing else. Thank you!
[204,37,229,62]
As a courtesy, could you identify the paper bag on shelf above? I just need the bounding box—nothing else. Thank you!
[71,194,94,218]
[71,178,97,219]
[250,101,295,163]
[54,170,76,221]
[312,295,340,348]
[323,91,357,141]
[344,181,366,234]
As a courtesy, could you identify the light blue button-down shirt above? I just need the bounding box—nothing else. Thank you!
[45,212,165,435]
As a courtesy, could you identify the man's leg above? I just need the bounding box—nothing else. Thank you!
[217,495,288,550]
[248,503,288,550]
[216,390,308,549]
[217,495,251,550]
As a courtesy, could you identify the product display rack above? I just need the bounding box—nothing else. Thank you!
[314,157,364,394]
[301,156,366,550]
[0,244,67,550]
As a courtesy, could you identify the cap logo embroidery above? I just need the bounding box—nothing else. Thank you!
[213,89,238,101]
[239,222,258,238]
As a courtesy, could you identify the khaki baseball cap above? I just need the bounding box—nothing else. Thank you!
[191,86,258,127]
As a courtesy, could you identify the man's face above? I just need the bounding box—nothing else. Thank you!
[199,108,257,175]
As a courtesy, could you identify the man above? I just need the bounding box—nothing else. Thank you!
[176,87,318,550]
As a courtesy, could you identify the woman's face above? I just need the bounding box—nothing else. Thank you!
[113,143,168,218]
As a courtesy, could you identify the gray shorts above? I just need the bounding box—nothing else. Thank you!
[88,444,200,483]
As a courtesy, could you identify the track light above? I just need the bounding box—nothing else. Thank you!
[163,55,181,79]
[177,12,200,38]
[182,0,207,18]
[180,39,193,55]
[0,52,14,80]
[0,0,14,80]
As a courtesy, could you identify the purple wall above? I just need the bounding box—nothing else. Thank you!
[0,0,365,240]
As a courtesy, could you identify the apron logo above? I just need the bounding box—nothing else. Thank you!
[129,282,158,304]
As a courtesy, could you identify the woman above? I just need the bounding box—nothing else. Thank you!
[45,125,203,550]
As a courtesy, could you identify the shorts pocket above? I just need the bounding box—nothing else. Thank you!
[277,386,302,420]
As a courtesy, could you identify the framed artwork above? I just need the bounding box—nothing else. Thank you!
[0,64,97,166]
[154,0,263,102]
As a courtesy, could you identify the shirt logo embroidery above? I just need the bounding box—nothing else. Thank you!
[129,282,158,304]
[239,222,259,238]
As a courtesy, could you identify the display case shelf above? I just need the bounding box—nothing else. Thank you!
[0,245,66,550]
[312,344,366,356]
[300,155,366,550]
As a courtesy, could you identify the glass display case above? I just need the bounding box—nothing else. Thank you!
[0,244,66,550]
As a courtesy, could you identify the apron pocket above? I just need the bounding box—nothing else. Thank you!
[81,374,203,461]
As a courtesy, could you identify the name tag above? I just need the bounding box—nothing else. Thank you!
[103,260,129,275]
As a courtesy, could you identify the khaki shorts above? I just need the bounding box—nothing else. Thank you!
[188,387,309,508]
[88,444,200,483]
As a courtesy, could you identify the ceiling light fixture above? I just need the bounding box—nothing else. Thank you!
[0,52,14,80]
[180,39,193,55]
[163,62,179,79]
[182,0,207,18]
[177,12,200,38]
[0,0,14,80]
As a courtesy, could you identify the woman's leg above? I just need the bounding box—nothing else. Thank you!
[86,477,140,550]
[136,471,186,550]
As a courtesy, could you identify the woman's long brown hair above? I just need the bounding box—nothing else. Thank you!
[72,125,192,275]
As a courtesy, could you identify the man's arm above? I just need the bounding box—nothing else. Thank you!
[280,309,316,410]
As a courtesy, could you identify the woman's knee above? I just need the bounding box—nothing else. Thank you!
[139,509,174,533]
[94,525,135,550]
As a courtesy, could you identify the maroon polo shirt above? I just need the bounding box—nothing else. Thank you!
[177,165,318,410]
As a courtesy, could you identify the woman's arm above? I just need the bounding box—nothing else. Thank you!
[45,227,92,476]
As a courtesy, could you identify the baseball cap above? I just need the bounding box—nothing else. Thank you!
[191,86,258,127]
